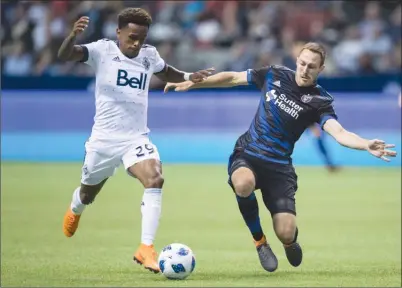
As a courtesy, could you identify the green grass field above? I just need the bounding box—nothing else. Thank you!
[1,163,401,287]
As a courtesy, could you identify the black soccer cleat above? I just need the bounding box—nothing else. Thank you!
[284,242,303,267]
[255,236,278,272]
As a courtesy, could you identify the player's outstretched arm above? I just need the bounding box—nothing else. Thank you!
[164,71,249,93]
[323,119,397,162]
[57,16,89,62]
[155,66,215,84]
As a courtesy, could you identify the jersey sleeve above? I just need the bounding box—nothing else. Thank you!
[317,102,337,129]
[153,48,166,74]
[246,66,270,90]
[79,40,104,69]
[316,86,338,129]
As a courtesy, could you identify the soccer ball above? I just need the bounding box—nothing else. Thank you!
[158,243,196,280]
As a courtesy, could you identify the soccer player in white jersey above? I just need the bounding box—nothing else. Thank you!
[57,8,213,273]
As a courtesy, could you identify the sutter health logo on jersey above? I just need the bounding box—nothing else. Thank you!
[116,69,147,90]
[266,89,303,119]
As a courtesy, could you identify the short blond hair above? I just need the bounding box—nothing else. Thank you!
[299,42,326,66]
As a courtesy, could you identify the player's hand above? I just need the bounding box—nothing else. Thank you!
[70,16,89,37]
[189,67,215,83]
[366,139,397,162]
[164,81,193,93]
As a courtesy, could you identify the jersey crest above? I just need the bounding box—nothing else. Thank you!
[142,57,150,71]
[301,94,313,103]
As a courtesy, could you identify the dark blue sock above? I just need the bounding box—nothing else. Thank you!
[236,192,264,241]
[316,135,333,166]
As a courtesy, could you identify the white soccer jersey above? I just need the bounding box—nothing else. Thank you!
[80,39,166,140]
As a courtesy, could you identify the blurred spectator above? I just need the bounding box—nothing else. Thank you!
[102,11,118,40]
[28,0,50,53]
[363,23,392,56]
[181,0,206,31]
[224,38,255,71]
[389,5,401,44]
[323,1,349,43]
[3,41,33,76]
[358,2,386,41]
[282,42,304,70]
[357,53,377,75]
[1,0,401,78]
[332,25,364,74]
[147,1,182,43]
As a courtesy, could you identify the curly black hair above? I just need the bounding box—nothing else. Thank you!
[118,8,152,29]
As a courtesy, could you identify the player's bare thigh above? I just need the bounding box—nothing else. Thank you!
[121,136,163,188]
[80,140,121,204]
[231,167,256,197]
[127,159,164,188]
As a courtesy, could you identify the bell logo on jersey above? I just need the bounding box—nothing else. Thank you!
[116,69,147,90]
[266,89,303,119]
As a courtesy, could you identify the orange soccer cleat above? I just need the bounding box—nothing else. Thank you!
[63,207,81,237]
[133,244,160,273]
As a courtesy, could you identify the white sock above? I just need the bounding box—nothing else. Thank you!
[70,187,86,215]
[141,188,162,246]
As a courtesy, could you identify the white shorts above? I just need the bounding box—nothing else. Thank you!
[81,135,160,185]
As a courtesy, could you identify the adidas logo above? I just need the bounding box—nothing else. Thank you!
[112,56,121,62]
[273,80,281,87]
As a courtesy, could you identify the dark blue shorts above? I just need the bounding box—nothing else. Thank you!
[227,150,298,216]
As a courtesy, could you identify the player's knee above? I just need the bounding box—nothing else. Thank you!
[234,183,254,197]
[273,212,297,244]
[143,173,164,188]
[231,167,256,198]
[275,226,296,244]
[232,178,255,197]
[274,223,296,245]
[231,168,255,197]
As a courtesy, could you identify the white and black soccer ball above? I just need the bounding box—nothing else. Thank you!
[158,243,196,280]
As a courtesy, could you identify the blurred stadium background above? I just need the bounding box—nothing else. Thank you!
[1,0,401,165]
[1,1,401,287]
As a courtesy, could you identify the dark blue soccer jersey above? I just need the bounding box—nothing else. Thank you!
[234,65,337,164]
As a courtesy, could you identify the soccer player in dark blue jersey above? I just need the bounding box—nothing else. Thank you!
[164,42,397,272]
